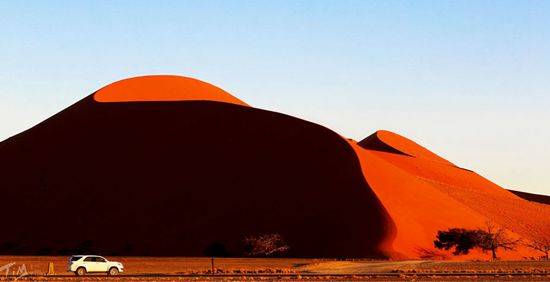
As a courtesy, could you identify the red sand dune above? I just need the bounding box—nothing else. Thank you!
[0,75,548,259]
[0,76,394,258]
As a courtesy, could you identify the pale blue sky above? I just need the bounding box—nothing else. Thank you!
[1,1,549,195]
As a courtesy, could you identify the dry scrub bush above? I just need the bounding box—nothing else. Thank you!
[243,233,289,256]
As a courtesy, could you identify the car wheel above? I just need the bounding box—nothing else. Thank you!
[108,267,119,276]
[76,267,86,276]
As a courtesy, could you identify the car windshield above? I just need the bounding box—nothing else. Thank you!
[70,256,82,262]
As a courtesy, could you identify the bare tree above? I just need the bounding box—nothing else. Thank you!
[244,233,289,256]
[524,227,550,260]
[477,222,521,259]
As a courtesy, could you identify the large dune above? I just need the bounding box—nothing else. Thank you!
[0,76,394,258]
[0,75,548,259]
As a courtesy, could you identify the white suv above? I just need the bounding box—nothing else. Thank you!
[67,255,124,276]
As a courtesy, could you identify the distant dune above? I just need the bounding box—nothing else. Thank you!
[508,190,550,205]
[0,75,548,259]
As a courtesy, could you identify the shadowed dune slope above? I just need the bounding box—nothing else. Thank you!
[0,84,395,257]
[352,131,550,259]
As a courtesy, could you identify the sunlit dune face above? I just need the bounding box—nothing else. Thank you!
[349,130,550,260]
[375,130,453,165]
[93,75,250,107]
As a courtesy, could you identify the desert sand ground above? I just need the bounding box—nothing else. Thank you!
[0,256,548,281]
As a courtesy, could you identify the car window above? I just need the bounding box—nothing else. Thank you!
[84,257,94,262]
[96,257,106,262]
[70,256,82,262]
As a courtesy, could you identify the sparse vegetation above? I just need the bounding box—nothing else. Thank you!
[244,233,289,256]
[1,256,550,280]
[434,222,520,259]
[415,247,449,260]
[525,226,550,260]
[477,222,521,259]
[434,228,483,255]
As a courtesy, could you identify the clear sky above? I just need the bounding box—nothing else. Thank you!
[1,1,549,195]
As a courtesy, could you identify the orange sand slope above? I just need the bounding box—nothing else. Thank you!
[0,75,548,259]
[353,130,550,259]
[94,75,249,106]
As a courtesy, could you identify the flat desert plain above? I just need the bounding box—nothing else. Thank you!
[0,256,548,281]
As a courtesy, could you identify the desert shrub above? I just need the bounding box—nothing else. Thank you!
[244,233,289,256]
[415,247,449,260]
[434,228,484,255]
